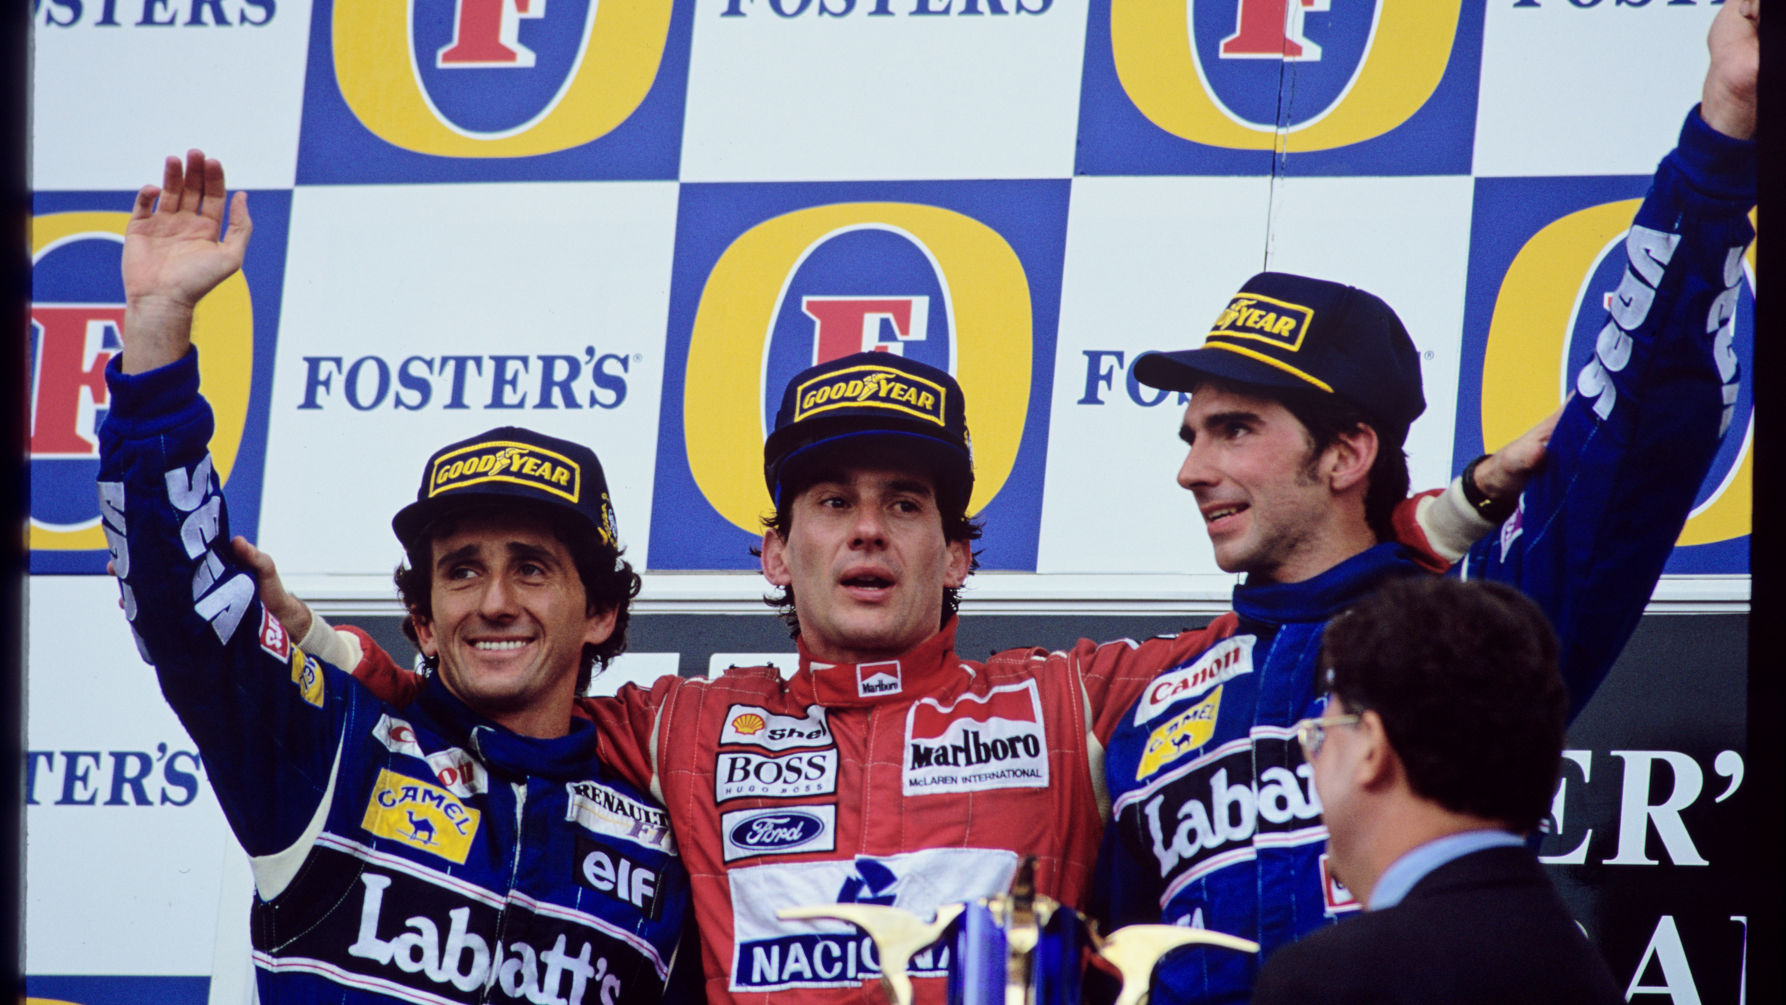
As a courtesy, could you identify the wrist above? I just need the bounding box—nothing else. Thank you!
[1460,455,1517,524]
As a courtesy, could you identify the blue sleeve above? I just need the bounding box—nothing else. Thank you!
[98,349,352,856]
[1460,107,1755,719]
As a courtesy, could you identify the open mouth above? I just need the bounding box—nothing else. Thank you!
[473,639,530,652]
[1202,503,1248,528]
[842,574,894,590]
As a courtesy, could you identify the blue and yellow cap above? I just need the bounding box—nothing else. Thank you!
[763,352,974,512]
[1133,272,1426,446]
[392,426,618,554]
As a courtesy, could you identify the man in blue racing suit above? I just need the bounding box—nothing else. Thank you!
[1090,4,1758,1001]
[97,151,688,1004]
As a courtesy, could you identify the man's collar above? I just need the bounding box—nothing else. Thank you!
[796,618,972,707]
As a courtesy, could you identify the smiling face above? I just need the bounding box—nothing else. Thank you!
[1174,381,1376,584]
[761,463,972,665]
[411,510,615,738]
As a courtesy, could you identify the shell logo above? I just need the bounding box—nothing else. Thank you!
[731,713,767,735]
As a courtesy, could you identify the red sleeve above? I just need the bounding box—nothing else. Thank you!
[583,679,675,794]
[1070,615,1238,746]
[342,625,425,706]
[1392,488,1451,573]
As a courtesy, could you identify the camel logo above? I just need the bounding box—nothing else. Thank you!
[427,440,582,504]
[1078,0,1480,174]
[1137,687,1224,781]
[362,769,480,864]
[297,0,692,180]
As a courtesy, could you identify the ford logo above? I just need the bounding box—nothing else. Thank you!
[729,811,824,851]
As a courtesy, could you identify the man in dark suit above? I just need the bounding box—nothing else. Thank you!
[1252,576,1621,1004]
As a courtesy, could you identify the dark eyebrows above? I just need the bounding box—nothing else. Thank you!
[886,477,934,499]
[434,538,560,572]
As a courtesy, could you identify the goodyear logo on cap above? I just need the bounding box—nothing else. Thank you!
[428,441,581,504]
[792,364,947,428]
[1209,295,1315,351]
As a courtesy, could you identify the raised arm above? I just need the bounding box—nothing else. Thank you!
[120,149,251,373]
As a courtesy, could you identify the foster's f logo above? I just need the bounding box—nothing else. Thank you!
[1081,0,1478,171]
[31,208,265,571]
[324,0,679,159]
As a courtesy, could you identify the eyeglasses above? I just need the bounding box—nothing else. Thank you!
[1294,713,1360,760]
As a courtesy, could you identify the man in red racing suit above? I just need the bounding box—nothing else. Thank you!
[331,348,1531,1004]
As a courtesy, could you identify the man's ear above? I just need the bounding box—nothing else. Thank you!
[582,603,619,650]
[1354,710,1401,793]
[943,537,972,589]
[1326,424,1380,494]
[411,611,438,660]
[761,530,792,587]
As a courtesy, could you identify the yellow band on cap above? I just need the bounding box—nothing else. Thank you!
[1202,341,1335,394]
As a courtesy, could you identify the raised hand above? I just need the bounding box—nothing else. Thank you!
[1701,0,1759,139]
[120,149,252,373]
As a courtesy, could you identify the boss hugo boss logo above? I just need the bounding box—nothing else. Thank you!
[714,750,839,803]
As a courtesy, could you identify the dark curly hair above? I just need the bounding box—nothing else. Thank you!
[754,441,982,639]
[392,500,641,696]
[1321,576,1566,832]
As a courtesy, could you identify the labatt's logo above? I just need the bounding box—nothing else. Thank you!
[681,204,1033,535]
[30,211,255,560]
[903,680,1049,795]
[329,0,675,157]
[1109,0,1463,152]
[1479,198,1754,552]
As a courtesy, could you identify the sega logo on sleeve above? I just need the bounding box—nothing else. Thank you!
[903,680,1048,795]
[716,750,840,803]
[1076,0,1483,176]
[722,805,837,863]
[295,0,694,182]
[1456,176,1752,575]
[650,180,1068,572]
[1134,636,1255,726]
[29,192,289,574]
[720,704,834,751]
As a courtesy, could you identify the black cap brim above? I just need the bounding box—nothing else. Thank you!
[1133,346,1318,396]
